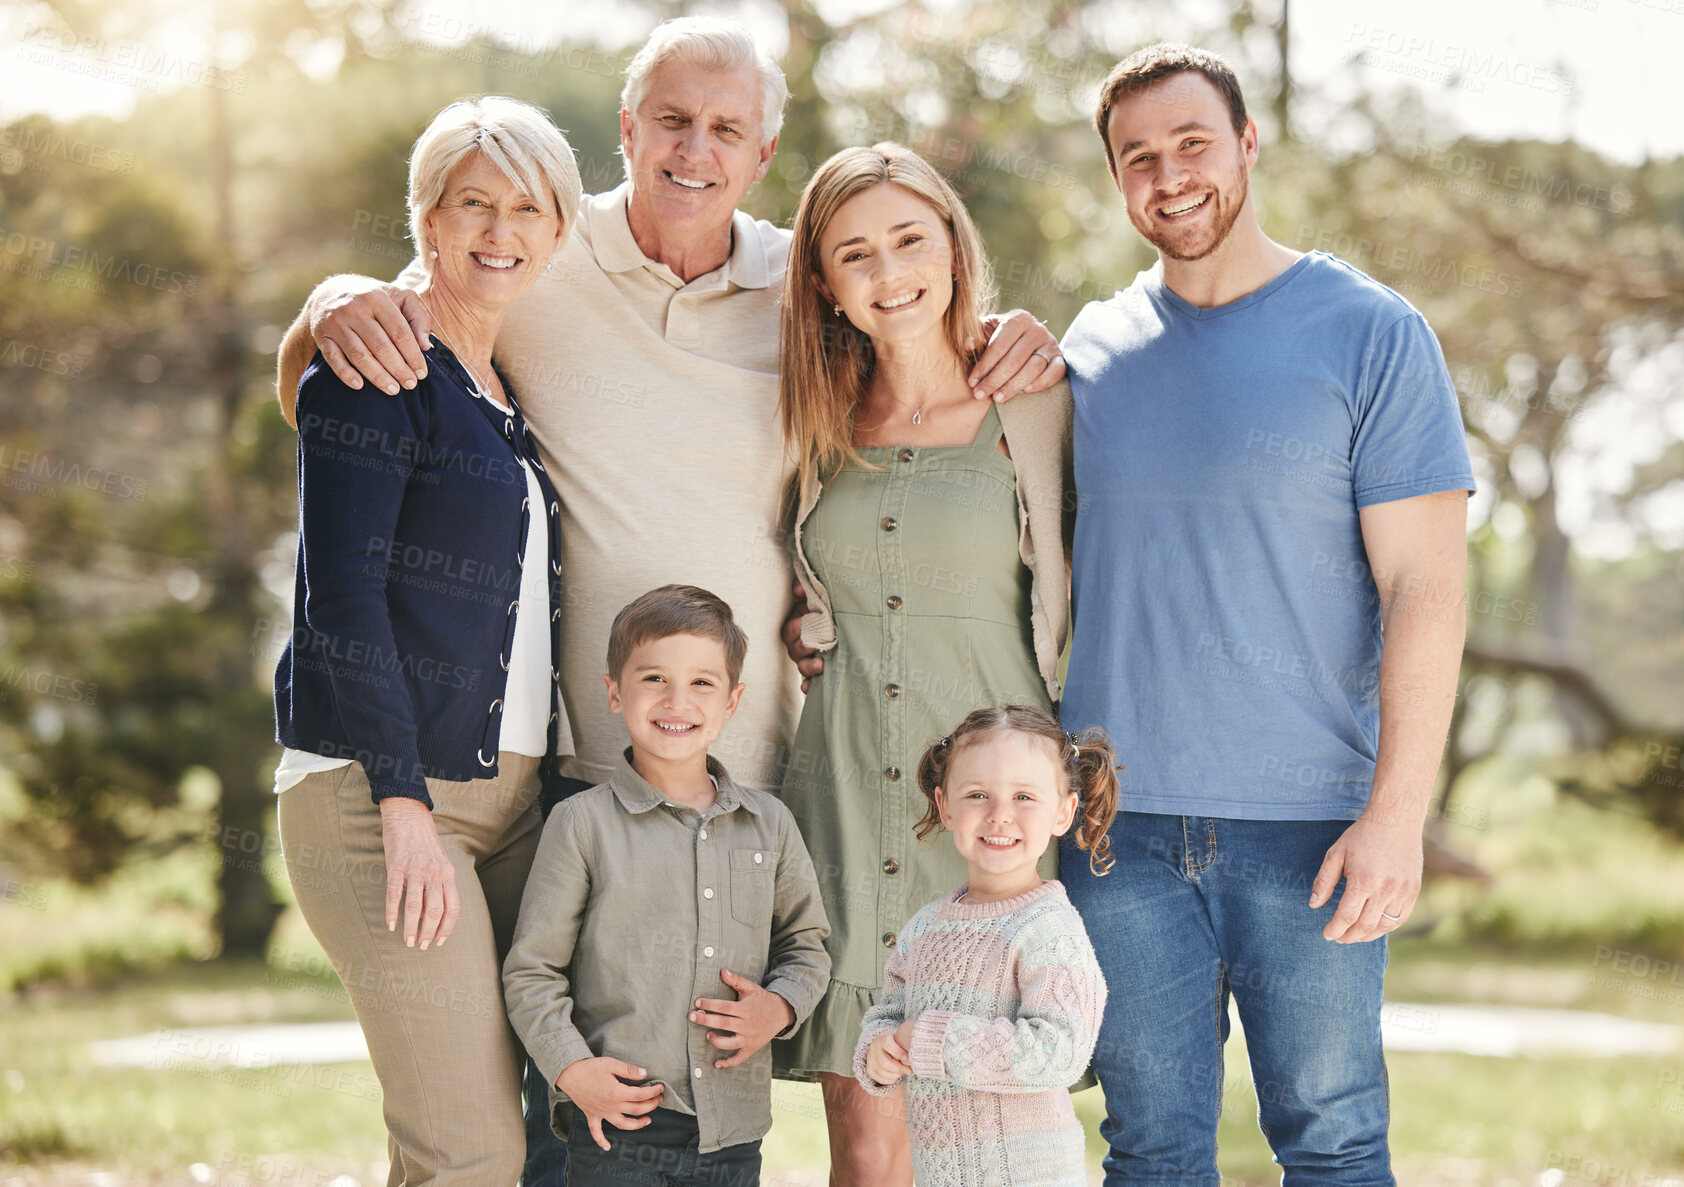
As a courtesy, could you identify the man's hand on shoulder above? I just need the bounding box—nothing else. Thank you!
[968,309,1066,402]
[308,279,433,395]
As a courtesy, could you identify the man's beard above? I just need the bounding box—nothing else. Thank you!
[1133,163,1248,263]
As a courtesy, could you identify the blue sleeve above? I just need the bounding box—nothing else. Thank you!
[294,359,434,806]
[1350,313,1475,508]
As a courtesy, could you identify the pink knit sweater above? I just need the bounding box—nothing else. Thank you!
[853,880,1106,1187]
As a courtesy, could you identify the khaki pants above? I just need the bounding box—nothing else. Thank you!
[278,754,542,1187]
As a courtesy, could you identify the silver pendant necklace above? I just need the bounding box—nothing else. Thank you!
[420,298,500,406]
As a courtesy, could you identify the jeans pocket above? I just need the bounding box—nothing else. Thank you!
[729,848,776,927]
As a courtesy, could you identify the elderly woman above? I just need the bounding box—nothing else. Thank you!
[271,96,581,1185]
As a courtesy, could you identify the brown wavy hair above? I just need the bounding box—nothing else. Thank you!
[914,705,1120,876]
[778,142,996,513]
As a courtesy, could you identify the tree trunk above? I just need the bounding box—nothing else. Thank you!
[204,76,283,959]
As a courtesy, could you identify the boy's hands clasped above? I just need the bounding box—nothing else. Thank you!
[690,968,795,1069]
[554,1057,664,1151]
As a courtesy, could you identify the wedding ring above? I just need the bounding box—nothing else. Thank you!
[1032,348,1053,361]
[1380,910,1402,923]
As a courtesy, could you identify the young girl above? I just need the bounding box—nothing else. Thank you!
[854,706,1117,1187]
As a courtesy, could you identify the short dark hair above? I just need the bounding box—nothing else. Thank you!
[606,584,749,686]
[1094,42,1249,178]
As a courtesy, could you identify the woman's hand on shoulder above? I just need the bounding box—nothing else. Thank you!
[378,796,459,950]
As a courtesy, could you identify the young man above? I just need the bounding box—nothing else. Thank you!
[503,585,830,1183]
[1058,44,1473,1184]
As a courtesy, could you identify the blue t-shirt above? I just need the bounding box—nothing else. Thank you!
[1061,251,1475,820]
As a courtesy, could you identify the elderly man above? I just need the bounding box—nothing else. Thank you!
[275,16,1063,1183]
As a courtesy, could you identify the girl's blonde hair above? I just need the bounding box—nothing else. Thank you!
[915,705,1120,876]
[778,143,996,510]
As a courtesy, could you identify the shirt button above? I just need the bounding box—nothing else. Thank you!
[897,448,914,463]
[703,946,714,958]
[693,1067,702,1079]
[703,888,714,899]
[753,852,763,864]
[880,517,897,532]
[699,829,708,840]
[886,595,903,610]
[882,932,897,948]
[884,684,900,699]
[882,859,900,875]
[885,766,901,781]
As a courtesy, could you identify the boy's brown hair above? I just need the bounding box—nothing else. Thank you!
[1094,42,1249,178]
[606,584,749,685]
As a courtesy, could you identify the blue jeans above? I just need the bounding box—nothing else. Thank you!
[1062,813,1393,1186]
[521,774,597,1187]
[564,1106,762,1187]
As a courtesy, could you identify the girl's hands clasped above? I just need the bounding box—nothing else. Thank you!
[865,1017,918,1085]
[379,796,460,950]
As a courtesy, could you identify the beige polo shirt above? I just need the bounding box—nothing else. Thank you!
[406,185,798,791]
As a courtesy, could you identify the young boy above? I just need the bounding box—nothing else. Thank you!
[503,584,831,1182]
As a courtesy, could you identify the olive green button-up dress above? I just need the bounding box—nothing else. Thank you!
[775,406,1056,1078]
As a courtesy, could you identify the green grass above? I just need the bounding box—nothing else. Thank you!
[4,952,1678,1184]
[4,758,1684,1182]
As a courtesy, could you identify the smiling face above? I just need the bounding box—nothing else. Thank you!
[421,151,563,309]
[605,632,745,774]
[936,731,1077,901]
[620,56,774,250]
[817,181,955,349]
[1104,71,1257,263]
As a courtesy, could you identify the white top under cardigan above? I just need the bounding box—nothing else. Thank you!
[274,440,554,793]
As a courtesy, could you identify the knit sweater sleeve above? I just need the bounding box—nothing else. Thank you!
[853,932,911,1096]
[907,909,1106,1093]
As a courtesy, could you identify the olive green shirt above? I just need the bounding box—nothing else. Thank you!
[502,750,831,1153]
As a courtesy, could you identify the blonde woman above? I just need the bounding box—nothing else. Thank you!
[774,143,1074,1184]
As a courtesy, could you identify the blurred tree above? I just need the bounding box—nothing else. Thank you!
[0,0,1680,969]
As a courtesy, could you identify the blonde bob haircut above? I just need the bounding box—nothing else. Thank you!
[621,15,789,154]
[407,96,584,275]
[779,143,996,508]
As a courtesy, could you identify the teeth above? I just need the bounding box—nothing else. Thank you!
[655,721,696,733]
[669,174,709,189]
[875,291,920,309]
[474,254,518,269]
[1160,194,1207,217]
[982,836,1018,845]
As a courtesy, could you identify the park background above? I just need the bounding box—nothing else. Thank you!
[1,0,1682,1182]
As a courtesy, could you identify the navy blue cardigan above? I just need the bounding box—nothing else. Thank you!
[274,342,565,807]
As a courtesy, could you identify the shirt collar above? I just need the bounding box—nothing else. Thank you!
[586,183,772,291]
[608,748,761,817]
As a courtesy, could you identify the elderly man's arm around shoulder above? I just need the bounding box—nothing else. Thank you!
[1311,489,1469,943]
[275,271,433,427]
[968,309,1068,402]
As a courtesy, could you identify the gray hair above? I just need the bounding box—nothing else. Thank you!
[407,96,584,274]
[620,16,789,149]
